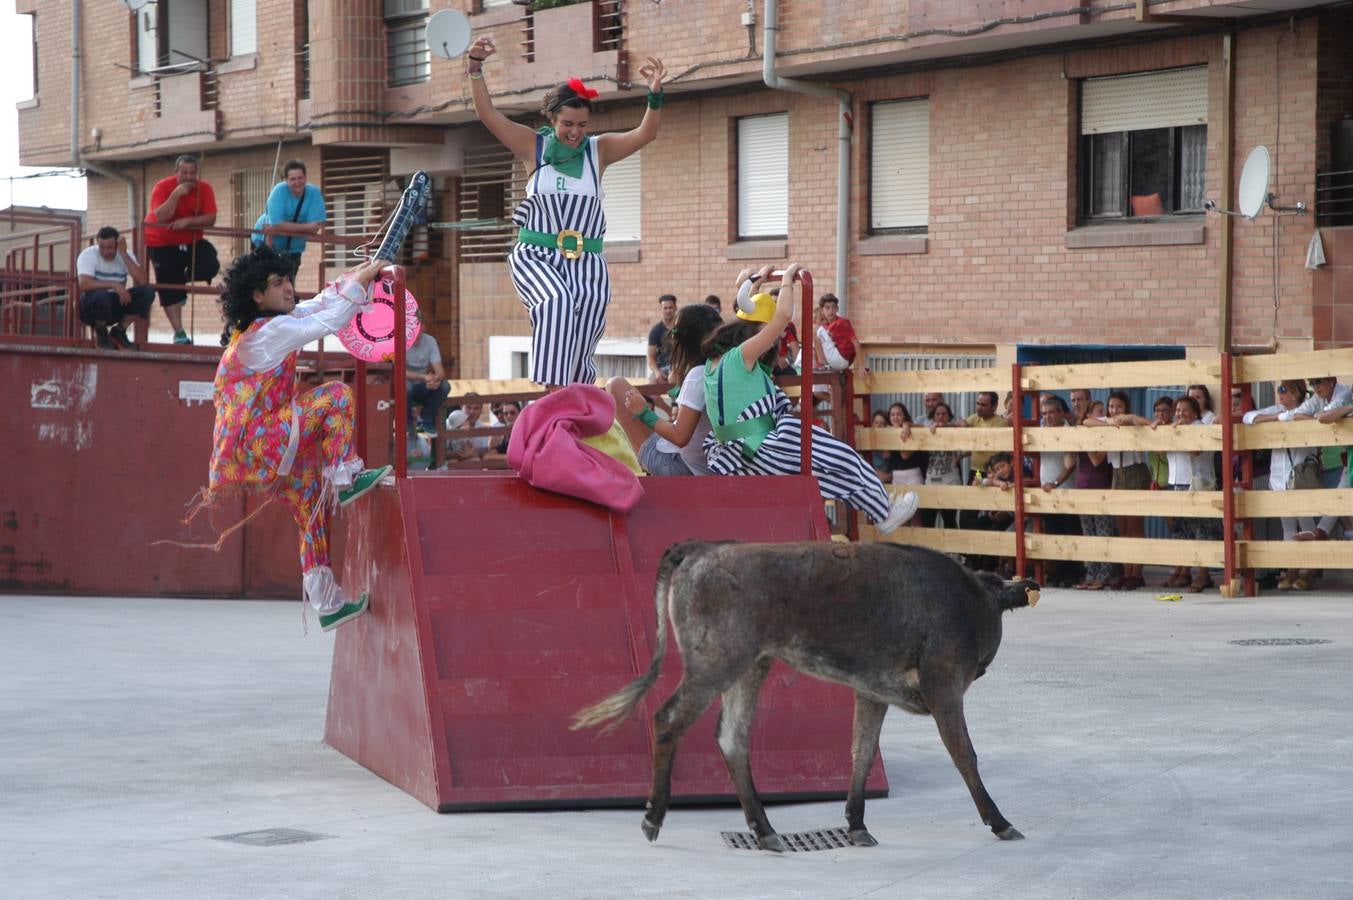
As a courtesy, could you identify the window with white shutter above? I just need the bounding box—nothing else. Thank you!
[602,151,641,242]
[1079,66,1208,220]
[870,98,929,232]
[230,0,256,56]
[737,113,788,239]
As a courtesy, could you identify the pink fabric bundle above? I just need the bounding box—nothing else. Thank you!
[507,384,644,513]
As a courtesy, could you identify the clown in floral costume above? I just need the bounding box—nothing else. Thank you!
[190,246,392,631]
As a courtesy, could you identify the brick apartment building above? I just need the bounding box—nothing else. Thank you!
[15,0,1353,376]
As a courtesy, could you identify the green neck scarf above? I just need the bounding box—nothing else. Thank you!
[538,127,586,179]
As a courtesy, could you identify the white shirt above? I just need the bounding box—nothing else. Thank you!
[1284,383,1352,419]
[236,277,369,372]
[1243,403,1315,489]
[76,245,138,285]
[1166,421,1215,488]
[656,365,714,475]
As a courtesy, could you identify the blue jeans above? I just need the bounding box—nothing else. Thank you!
[407,380,450,431]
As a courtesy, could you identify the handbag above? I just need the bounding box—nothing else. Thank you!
[1287,450,1321,490]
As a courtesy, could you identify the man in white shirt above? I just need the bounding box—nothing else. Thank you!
[446,394,491,462]
[1289,375,1353,540]
[77,226,154,350]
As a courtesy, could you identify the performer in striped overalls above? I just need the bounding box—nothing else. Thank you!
[467,36,667,388]
[702,264,921,535]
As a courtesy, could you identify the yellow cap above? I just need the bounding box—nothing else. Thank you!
[735,293,776,324]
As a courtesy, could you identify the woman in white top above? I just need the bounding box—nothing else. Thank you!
[1243,379,1319,590]
[612,303,722,476]
[1152,395,1220,592]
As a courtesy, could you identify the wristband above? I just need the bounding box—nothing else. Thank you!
[646,90,664,110]
[468,70,484,80]
[635,407,659,428]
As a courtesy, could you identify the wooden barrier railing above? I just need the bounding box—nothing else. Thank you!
[853,347,1353,595]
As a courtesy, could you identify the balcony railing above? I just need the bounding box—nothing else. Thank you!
[1315,169,1353,227]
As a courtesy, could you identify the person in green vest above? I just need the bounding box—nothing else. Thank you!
[698,263,918,535]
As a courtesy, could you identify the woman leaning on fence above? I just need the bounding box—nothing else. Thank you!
[1243,379,1321,591]
[1149,396,1221,593]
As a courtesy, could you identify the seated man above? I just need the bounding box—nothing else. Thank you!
[405,331,449,438]
[77,226,155,349]
[445,393,491,463]
[809,293,865,379]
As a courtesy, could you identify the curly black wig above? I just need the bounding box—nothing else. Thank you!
[217,244,296,345]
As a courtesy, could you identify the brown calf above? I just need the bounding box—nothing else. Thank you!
[573,540,1039,851]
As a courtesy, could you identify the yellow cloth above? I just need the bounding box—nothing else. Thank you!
[965,413,1011,472]
[581,417,645,476]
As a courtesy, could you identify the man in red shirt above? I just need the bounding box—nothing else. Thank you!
[144,155,220,344]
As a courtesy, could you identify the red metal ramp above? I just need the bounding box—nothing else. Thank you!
[325,473,888,811]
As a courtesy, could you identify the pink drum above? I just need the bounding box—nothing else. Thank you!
[336,274,422,363]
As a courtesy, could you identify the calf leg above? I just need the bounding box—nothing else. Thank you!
[716,659,784,852]
[844,694,888,847]
[644,682,720,843]
[925,686,1023,840]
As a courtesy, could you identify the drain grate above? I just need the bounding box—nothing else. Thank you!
[721,827,854,851]
[1229,638,1332,647]
[212,828,333,847]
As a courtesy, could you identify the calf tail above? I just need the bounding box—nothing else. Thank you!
[572,541,702,735]
[997,578,1041,611]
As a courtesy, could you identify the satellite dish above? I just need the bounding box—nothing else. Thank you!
[1237,145,1270,220]
[426,9,472,61]
[120,0,152,11]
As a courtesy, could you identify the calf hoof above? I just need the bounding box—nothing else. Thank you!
[641,816,661,843]
[758,832,787,853]
[847,829,878,848]
[994,824,1025,841]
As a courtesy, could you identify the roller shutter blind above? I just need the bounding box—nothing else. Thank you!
[602,151,641,242]
[870,98,930,230]
[1081,66,1208,135]
[737,114,788,238]
[231,0,256,56]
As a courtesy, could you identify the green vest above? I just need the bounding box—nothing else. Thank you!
[704,354,777,457]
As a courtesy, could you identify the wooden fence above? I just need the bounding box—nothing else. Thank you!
[853,347,1353,595]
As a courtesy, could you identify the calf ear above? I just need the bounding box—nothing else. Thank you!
[997,579,1041,611]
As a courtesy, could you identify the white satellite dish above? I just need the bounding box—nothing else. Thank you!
[1237,145,1270,220]
[426,9,472,61]
[120,0,152,11]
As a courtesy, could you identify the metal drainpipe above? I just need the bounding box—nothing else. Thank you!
[71,0,140,228]
[762,0,851,312]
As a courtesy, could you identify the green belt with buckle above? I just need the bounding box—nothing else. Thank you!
[517,227,603,260]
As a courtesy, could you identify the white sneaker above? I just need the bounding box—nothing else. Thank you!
[876,491,919,535]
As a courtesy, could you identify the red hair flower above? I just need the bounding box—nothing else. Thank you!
[567,77,599,100]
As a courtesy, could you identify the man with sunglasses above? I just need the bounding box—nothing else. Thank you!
[1289,375,1353,540]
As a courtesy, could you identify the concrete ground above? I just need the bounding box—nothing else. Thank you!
[2,586,1351,900]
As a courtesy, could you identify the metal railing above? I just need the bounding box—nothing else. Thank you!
[1315,168,1353,227]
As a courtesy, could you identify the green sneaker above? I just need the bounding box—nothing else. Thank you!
[338,465,393,506]
[173,330,192,345]
[318,593,369,632]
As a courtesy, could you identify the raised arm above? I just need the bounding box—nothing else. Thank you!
[119,237,148,286]
[597,58,666,169]
[738,263,799,370]
[237,258,389,370]
[466,36,538,165]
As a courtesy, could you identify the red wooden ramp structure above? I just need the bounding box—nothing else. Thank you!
[325,472,888,811]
